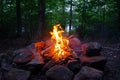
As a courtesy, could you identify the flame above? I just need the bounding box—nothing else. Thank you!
[50,24,70,61]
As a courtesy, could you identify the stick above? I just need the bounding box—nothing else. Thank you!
[41,45,54,55]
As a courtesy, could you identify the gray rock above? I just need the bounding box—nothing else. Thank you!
[13,49,34,64]
[0,53,11,71]
[16,49,44,73]
[27,48,44,65]
[4,68,30,80]
[41,60,56,74]
[46,65,74,80]
[81,42,102,57]
[81,56,107,71]
[74,66,103,80]
[69,38,81,51]
[67,60,81,74]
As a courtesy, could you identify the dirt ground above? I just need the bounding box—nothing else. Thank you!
[101,43,120,80]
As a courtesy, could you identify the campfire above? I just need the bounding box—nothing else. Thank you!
[49,24,71,61]
[3,24,107,80]
[35,24,72,62]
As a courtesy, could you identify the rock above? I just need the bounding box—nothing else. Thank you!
[0,71,2,80]
[46,65,74,80]
[74,66,103,80]
[26,43,35,50]
[17,49,44,74]
[27,48,44,65]
[0,53,12,71]
[69,38,81,51]
[4,68,30,80]
[67,60,81,74]
[81,42,102,56]
[29,75,47,80]
[41,60,56,74]
[13,49,34,65]
[80,56,107,71]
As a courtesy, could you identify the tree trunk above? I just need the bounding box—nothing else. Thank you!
[61,0,66,30]
[37,0,46,41]
[81,0,86,37]
[116,0,120,22]
[69,0,72,34]
[16,0,22,37]
[0,0,3,27]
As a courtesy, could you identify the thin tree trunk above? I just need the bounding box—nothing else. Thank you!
[69,0,72,34]
[102,2,106,34]
[0,0,3,27]
[81,0,86,37]
[116,0,120,22]
[37,0,46,41]
[62,0,66,30]
[16,0,22,37]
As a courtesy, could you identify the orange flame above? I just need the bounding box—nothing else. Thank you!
[50,24,70,61]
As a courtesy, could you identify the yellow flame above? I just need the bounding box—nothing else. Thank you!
[50,24,70,61]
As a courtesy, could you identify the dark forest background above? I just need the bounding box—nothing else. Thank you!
[0,0,120,41]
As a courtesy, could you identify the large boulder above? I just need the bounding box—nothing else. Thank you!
[74,66,103,80]
[13,49,34,65]
[16,49,44,74]
[81,42,102,56]
[67,60,81,74]
[41,60,56,74]
[46,65,74,80]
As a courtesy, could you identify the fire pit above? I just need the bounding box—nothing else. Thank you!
[0,24,107,80]
[38,24,71,62]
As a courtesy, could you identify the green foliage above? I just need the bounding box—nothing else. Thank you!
[0,0,120,39]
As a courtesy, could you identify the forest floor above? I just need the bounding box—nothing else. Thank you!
[85,37,120,80]
[0,37,120,80]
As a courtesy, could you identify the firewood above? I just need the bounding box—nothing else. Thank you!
[41,45,54,55]
[67,35,74,39]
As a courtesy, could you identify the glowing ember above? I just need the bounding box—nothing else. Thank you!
[50,24,70,61]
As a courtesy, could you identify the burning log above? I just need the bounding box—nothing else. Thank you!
[35,41,45,54]
[41,44,54,55]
